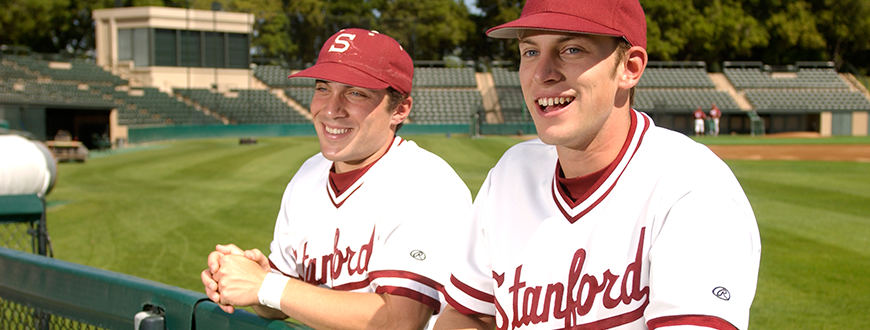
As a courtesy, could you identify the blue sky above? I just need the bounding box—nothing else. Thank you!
[464,0,483,15]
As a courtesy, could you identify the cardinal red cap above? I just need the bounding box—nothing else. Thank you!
[486,0,647,49]
[288,28,414,95]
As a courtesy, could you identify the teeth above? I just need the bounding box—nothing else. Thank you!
[537,96,574,107]
[325,126,351,134]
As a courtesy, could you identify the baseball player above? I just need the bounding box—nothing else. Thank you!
[694,106,708,136]
[434,1,761,330]
[709,103,722,136]
[201,28,473,330]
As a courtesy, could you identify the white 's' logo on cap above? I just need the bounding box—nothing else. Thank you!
[329,33,356,53]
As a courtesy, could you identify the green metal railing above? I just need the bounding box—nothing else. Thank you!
[0,247,309,330]
[0,194,309,330]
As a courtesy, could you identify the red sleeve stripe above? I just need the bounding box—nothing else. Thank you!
[368,270,443,290]
[450,275,494,303]
[647,315,738,330]
[376,286,441,314]
[441,287,490,316]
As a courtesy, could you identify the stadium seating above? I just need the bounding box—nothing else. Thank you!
[413,67,477,88]
[724,67,849,89]
[638,67,716,88]
[404,66,482,125]
[490,68,530,122]
[491,67,521,88]
[0,61,39,80]
[495,88,530,123]
[490,65,738,121]
[634,90,740,112]
[724,63,870,112]
[745,90,870,111]
[102,87,221,126]
[409,89,482,124]
[176,88,309,124]
[0,81,115,106]
[284,88,315,110]
[4,52,870,134]
[254,65,315,88]
[5,55,128,85]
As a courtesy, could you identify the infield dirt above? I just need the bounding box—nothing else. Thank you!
[706,133,870,162]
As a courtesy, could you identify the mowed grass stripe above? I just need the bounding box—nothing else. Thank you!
[48,137,322,290]
[45,135,519,291]
[410,134,527,197]
[727,160,870,329]
[41,136,870,329]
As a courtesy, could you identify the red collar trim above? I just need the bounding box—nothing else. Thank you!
[327,136,401,208]
[552,110,651,223]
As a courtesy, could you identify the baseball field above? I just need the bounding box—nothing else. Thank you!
[42,134,870,329]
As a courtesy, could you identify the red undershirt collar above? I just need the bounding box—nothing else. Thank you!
[555,161,612,204]
[328,136,397,196]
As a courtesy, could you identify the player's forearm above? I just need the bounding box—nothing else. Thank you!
[432,305,495,330]
[275,278,431,330]
[251,304,288,320]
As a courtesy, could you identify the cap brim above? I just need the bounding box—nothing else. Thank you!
[486,12,624,40]
[288,62,390,90]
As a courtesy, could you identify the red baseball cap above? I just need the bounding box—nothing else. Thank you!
[486,0,647,50]
[288,28,414,95]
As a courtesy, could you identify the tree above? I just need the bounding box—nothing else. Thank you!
[813,0,870,70]
[758,1,827,64]
[0,0,114,55]
[376,0,476,61]
[642,0,706,61]
[642,0,768,68]
[463,0,523,67]
[221,0,298,64]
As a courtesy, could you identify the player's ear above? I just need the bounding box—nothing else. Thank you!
[618,46,647,90]
[391,96,412,126]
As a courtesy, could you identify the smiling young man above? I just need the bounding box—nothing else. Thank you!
[435,1,761,330]
[201,28,472,330]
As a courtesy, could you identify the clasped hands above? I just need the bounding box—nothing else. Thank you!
[201,244,271,313]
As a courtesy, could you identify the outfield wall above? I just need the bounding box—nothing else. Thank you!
[0,247,310,330]
[127,123,537,144]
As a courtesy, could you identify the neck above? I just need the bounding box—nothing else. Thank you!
[556,110,631,178]
[334,136,396,174]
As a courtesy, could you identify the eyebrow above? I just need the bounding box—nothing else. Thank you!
[519,34,589,45]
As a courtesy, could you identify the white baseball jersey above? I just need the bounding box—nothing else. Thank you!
[443,110,761,330]
[268,136,472,322]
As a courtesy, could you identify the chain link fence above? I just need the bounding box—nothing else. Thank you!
[0,194,51,256]
[0,194,64,329]
[0,296,106,330]
[0,221,39,254]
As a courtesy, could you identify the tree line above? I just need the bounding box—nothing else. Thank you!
[1,0,868,73]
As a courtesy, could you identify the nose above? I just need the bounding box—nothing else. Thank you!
[315,91,347,118]
[532,53,562,85]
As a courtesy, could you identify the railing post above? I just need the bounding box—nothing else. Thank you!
[37,196,48,256]
[135,305,165,330]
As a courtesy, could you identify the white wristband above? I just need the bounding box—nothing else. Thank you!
[257,272,289,310]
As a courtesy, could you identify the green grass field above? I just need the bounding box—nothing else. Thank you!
[43,134,870,329]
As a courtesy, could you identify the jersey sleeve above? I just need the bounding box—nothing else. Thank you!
[441,169,498,316]
[645,170,761,330]
[267,181,300,279]
[366,161,474,314]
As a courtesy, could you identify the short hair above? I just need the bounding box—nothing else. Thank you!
[386,87,409,132]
